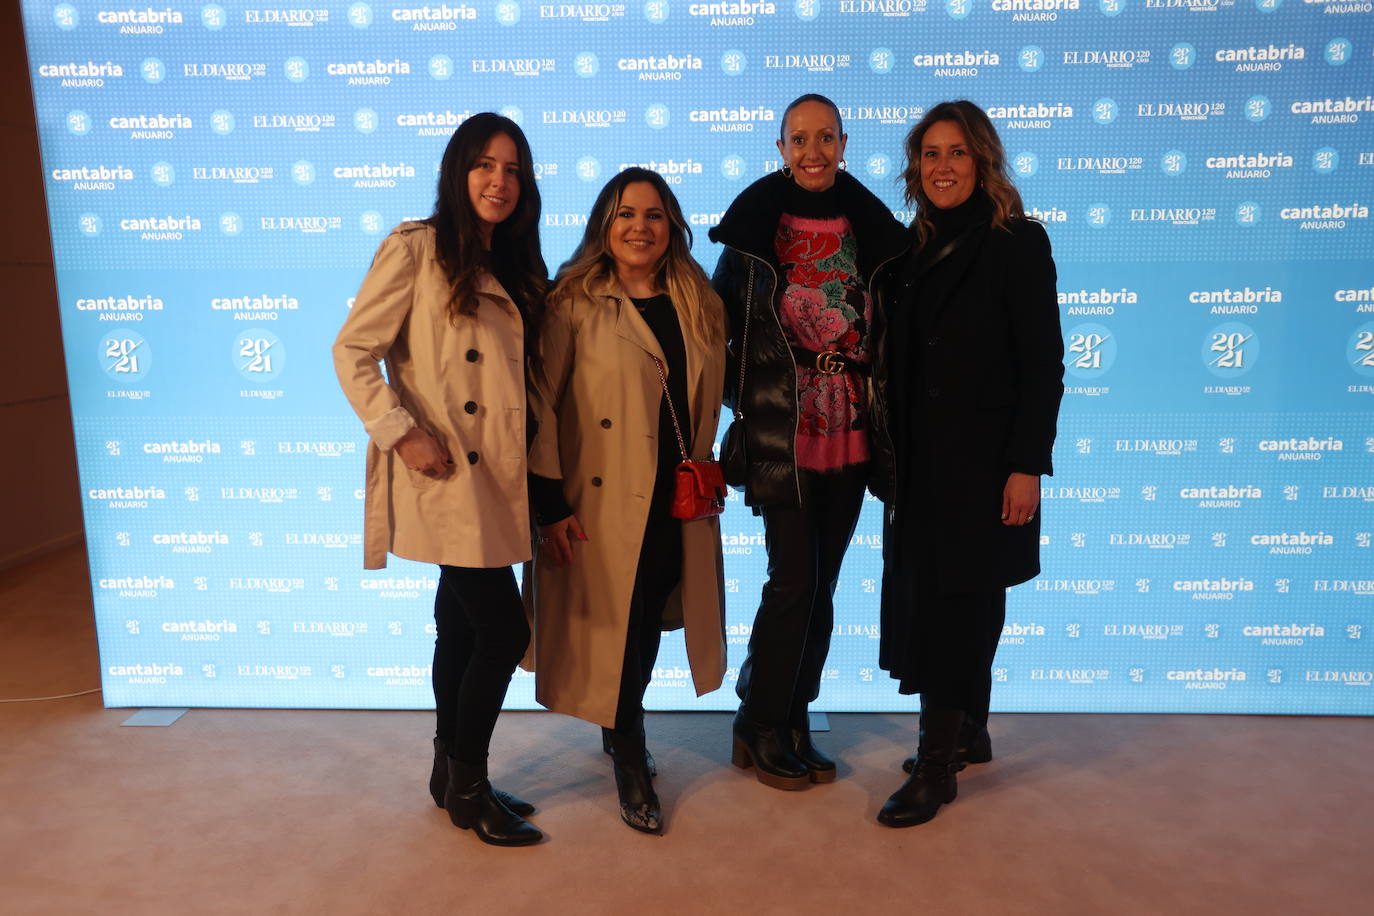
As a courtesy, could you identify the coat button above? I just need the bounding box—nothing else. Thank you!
[467,451,479,465]
[927,387,941,399]
[591,476,602,487]
[600,418,612,429]
[464,401,478,415]
[465,349,480,363]
[927,336,940,347]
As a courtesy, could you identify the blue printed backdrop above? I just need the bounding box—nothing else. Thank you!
[21,0,1374,712]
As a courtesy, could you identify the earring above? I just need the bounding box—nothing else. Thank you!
[780,164,793,178]
[839,159,848,171]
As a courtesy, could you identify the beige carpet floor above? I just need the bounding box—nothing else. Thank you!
[3,546,1371,916]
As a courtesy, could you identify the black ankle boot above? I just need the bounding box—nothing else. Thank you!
[607,731,662,834]
[444,758,542,846]
[789,707,836,784]
[879,705,964,828]
[601,727,657,777]
[902,717,992,773]
[731,710,810,790]
[431,738,534,815]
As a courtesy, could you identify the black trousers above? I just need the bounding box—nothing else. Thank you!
[736,465,867,724]
[432,565,531,765]
[611,504,683,735]
[916,588,1006,726]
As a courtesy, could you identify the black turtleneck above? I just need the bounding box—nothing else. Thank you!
[921,188,994,264]
[781,178,843,219]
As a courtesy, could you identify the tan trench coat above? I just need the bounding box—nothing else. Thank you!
[333,222,531,570]
[524,276,727,727]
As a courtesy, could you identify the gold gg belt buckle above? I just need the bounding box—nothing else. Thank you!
[815,350,845,375]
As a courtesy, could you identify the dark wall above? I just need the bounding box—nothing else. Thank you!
[1,1,83,568]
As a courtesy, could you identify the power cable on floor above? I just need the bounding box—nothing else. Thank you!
[0,688,101,703]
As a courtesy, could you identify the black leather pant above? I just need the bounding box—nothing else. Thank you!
[736,465,867,724]
[432,565,530,764]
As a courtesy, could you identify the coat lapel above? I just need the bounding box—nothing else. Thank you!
[476,273,525,347]
[598,273,668,366]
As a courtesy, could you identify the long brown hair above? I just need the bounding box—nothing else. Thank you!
[425,113,547,339]
[901,100,1027,246]
[550,168,723,353]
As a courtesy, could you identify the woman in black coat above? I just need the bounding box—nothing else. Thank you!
[869,100,1064,827]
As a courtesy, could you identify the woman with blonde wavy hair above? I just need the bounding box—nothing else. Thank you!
[869,99,1063,827]
[525,167,727,834]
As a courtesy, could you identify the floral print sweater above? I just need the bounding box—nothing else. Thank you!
[774,209,871,472]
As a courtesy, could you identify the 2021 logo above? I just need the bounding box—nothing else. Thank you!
[1065,323,1116,379]
[1350,322,1374,377]
[234,330,284,381]
[1204,323,1258,378]
[101,332,150,381]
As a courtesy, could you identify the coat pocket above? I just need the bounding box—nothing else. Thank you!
[400,463,440,490]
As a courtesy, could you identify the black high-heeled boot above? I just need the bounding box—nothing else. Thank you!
[731,710,810,790]
[902,716,993,773]
[789,706,836,784]
[431,738,534,815]
[444,758,542,846]
[601,727,657,778]
[607,731,662,834]
[878,704,964,828]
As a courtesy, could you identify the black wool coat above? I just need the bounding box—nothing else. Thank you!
[709,170,908,508]
[870,214,1064,601]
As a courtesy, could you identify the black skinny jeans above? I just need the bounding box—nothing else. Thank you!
[432,565,530,765]
[736,465,867,725]
[611,502,683,736]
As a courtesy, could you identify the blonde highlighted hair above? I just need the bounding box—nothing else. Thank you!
[901,100,1028,246]
[549,168,723,353]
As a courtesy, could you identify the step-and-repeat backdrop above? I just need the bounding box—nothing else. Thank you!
[22,1,1374,712]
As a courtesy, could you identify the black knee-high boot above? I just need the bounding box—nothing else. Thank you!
[878,704,964,828]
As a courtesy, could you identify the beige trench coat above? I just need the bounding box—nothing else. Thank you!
[333,222,531,570]
[524,276,727,727]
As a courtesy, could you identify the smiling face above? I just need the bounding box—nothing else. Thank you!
[776,100,848,193]
[920,119,979,210]
[607,181,669,280]
[467,132,520,245]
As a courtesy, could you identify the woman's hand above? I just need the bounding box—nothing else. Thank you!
[1001,472,1041,526]
[394,427,452,478]
[539,515,587,568]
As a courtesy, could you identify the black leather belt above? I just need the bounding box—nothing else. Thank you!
[790,347,871,377]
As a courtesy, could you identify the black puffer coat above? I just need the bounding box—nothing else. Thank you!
[709,170,908,508]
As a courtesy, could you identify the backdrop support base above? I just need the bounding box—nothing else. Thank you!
[121,708,187,727]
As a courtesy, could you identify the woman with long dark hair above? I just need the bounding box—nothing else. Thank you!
[709,95,907,789]
[333,113,548,846]
[869,100,1063,826]
[526,168,727,833]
